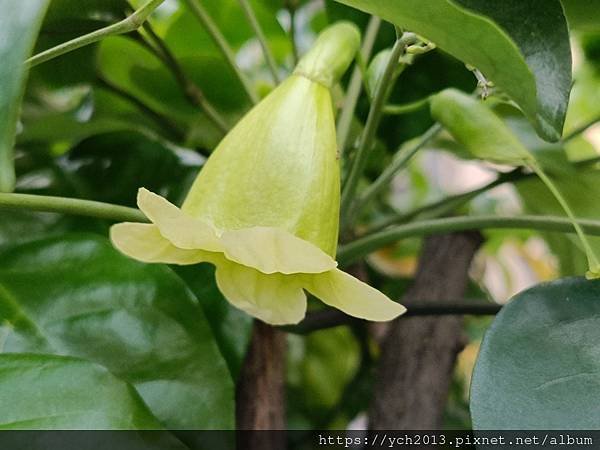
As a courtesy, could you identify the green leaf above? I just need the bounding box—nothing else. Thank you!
[96,36,244,148]
[30,0,127,86]
[0,0,51,192]
[561,0,600,31]
[471,277,600,429]
[0,354,161,429]
[0,234,234,429]
[63,131,201,207]
[164,0,290,62]
[334,0,572,141]
[174,264,252,380]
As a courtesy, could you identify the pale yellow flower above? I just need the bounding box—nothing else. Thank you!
[110,23,406,325]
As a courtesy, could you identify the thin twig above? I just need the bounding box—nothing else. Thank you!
[336,16,381,155]
[138,23,229,134]
[0,193,146,223]
[284,301,502,334]
[354,123,442,215]
[340,34,408,219]
[184,0,259,104]
[95,74,185,141]
[238,0,280,84]
[338,214,600,265]
[366,168,524,234]
[562,114,600,143]
[285,0,299,66]
[26,0,166,68]
[383,96,430,115]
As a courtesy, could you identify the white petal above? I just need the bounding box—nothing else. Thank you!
[304,269,406,321]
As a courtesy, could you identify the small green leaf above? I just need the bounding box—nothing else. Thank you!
[0,234,234,429]
[471,277,600,429]
[0,0,51,192]
[334,0,572,141]
[0,354,161,429]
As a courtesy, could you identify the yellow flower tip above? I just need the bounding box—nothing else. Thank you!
[294,21,361,88]
[110,222,210,265]
[124,188,338,275]
[137,187,222,252]
[219,227,337,275]
[215,258,308,325]
[585,269,600,280]
[305,269,407,322]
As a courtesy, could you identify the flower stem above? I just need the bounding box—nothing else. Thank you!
[0,193,146,223]
[185,0,259,105]
[354,123,442,214]
[25,0,166,68]
[366,169,524,234]
[284,0,299,65]
[337,214,600,265]
[383,96,430,115]
[138,22,229,133]
[340,34,407,220]
[562,114,600,143]
[237,0,280,84]
[528,161,600,276]
[336,16,381,155]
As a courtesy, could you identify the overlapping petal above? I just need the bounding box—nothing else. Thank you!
[112,190,405,324]
[214,258,307,325]
[219,227,337,275]
[304,269,406,321]
[137,188,222,252]
[110,223,211,265]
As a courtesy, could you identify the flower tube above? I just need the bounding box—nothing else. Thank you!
[111,22,406,325]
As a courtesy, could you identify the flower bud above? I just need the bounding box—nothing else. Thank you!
[111,23,405,325]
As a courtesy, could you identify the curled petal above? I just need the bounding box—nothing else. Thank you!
[304,269,406,321]
[110,223,211,265]
[220,227,337,275]
[215,258,307,325]
[137,188,222,252]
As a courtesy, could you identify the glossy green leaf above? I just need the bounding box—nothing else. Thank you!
[334,0,572,141]
[0,354,162,429]
[471,277,600,429]
[0,235,234,429]
[164,0,290,62]
[0,0,51,192]
[174,264,252,380]
[96,36,247,148]
[63,131,201,207]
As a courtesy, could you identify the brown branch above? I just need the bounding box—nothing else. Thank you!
[283,301,501,335]
[236,320,286,449]
[369,231,483,430]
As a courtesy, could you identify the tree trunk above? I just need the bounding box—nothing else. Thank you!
[236,320,286,449]
[369,231,482,430]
